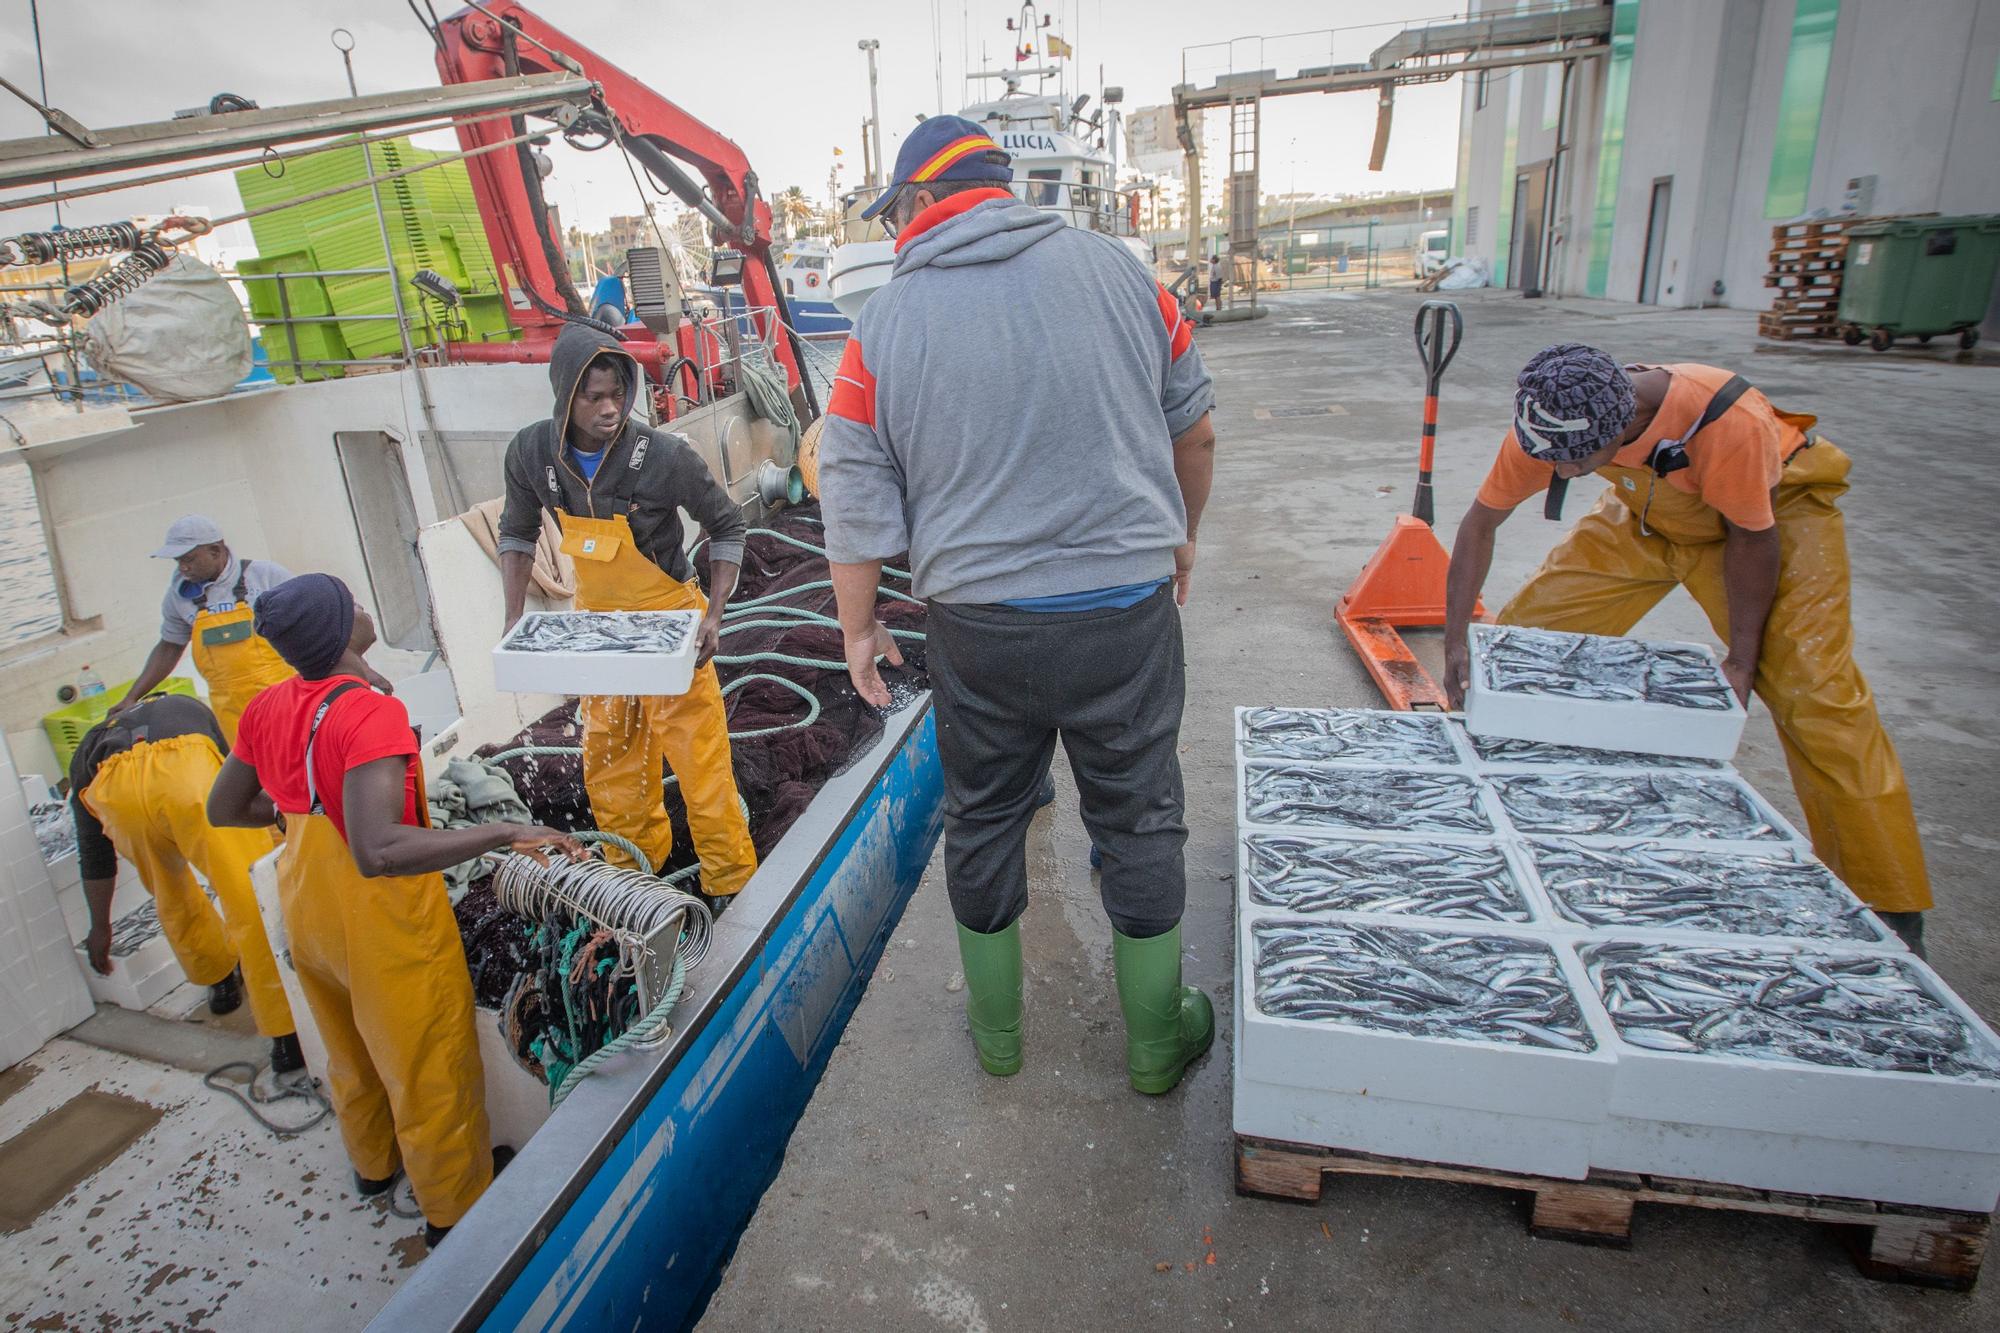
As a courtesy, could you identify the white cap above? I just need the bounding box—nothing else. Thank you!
[152,514,225,559]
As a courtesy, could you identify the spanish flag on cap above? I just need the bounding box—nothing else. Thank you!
[860,114,1013,220]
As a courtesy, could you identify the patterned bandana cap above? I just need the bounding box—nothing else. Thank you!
[1512,343,1636,462]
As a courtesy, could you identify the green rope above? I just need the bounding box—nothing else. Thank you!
[550,949,690,1107]
[719,614,924,641]
[729,578,918,610]
[694,529,912,582]
[574,830,653,876]
[719,671,822,739]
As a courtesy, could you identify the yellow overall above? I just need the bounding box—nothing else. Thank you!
[277,791,492,1227]
[190,564,295,745]
[558,510,758,894]
[1499,438,1932,912]
[81,733,296,1036]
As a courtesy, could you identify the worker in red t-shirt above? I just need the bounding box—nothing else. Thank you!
[1440,344,1931,951]
[207,573,581,1249]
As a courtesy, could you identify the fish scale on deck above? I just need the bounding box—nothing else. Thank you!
[1230,702,2000,1210]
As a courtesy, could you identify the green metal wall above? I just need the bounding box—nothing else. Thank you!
[1585,0,1641,298]
[1764,0,1841,218]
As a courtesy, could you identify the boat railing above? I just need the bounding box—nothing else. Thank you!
[842,180,1147,239]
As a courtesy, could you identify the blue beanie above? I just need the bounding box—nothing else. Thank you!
[254,573,356,679]
[1513,343,1635,462]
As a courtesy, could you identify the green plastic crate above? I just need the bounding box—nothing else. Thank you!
[43,676,198,772]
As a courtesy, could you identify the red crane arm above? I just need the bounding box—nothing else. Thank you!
[432,3,807,400]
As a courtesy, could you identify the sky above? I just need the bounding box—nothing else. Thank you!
[0,0,1466,246]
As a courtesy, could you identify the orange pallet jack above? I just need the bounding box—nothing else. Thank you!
[1336,300,1484,710]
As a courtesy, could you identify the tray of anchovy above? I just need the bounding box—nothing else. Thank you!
[492,610,702,697]
[1463,624,1747,763]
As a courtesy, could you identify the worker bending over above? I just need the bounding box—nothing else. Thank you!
[496,324,758,896]
[71,693,300,1073]
[113,514,392,743]
[1442,344,1931,950]
[208,574,580,1248]
[821,116,1218,1093]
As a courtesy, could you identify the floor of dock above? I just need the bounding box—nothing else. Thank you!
[701,287,2000,1332]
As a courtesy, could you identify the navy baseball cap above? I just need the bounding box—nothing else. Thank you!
[860,115,1013,220]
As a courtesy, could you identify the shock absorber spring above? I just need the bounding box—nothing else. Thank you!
[61,241,173,317]
[1,221,144,268]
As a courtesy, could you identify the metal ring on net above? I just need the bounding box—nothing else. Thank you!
[490,852,714,969]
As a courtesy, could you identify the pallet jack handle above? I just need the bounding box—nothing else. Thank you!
[1411,299,1463,526]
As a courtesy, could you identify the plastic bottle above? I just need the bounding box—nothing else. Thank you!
[77,665,106,699]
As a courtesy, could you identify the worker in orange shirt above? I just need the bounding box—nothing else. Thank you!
[1441,344,1931,951]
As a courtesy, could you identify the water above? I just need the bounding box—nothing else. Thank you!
[0,466,62,644]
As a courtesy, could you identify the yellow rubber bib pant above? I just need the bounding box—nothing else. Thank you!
[191,595,295,746]
[81,733,295,1036]
[277,811,492,1227]
[558,510,758,895]
[1498,439,1932,913]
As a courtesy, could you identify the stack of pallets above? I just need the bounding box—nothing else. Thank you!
[1759,218,1853,341]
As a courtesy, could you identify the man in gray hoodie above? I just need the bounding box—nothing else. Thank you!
[820,116,1217,1096]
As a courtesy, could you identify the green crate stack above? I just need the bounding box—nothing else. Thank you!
[234,137,518,383]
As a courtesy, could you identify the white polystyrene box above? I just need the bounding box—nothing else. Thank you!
[492,610,701,697]
[78,928,185,1012]
[1236,757,1503,842]
[1236,829,1554,928]
[1578,933,2000,1155]
[1520,837,1902,950]
[1463,625,1747,763]
[1592,1115,2000,1213]
[1233,706,1469,770]
[1486,767,1807,846]
[1235,909,1617,1125]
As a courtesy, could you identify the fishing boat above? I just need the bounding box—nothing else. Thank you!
[0,5,940,1329]
[826,2,1151,321]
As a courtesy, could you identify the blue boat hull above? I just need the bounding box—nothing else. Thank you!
[375,703,943,1331]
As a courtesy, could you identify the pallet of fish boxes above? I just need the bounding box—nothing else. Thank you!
[1232,707,1615,1179]
[1463,625,1746,763]
[1230,707,2000,1214]
[492,610,701,696]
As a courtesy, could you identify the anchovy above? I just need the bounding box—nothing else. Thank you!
[1490,772,1781,841]
[1585,941,2000,1078]
[1475,625,1735,712]
[507,611,694,655]
[1244,765,1492,834]
[1533,838,1878,939]
[1253,919,1594,1051]
[30,800,75,864]
[1240,707,1460,765]
[1243,833,1530,922]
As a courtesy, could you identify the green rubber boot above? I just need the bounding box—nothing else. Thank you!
[954,920,1023,1076]
[1112,925,1215,1095]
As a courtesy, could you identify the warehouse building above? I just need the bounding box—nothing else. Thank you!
[1450,0,2000,309]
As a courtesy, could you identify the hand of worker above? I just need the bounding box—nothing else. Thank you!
[1721,655,1755,706]
[694,610,724,666]
[1174,540,1197,606]
[1443,636,1472,710]
[86,919,113,976]
[503,825,589,864]
[844,621,903,710]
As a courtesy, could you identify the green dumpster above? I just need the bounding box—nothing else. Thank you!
[1838,213,2000,351]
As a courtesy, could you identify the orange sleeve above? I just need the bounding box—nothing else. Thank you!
[1474,430,1557,512]
[827,338,876,428]
[1688,413,1784,530]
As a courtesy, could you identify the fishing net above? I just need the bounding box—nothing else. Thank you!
[452,502,929,1087]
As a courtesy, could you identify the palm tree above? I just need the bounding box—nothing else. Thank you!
[777,185,816,239]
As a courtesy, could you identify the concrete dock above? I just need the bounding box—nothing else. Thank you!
[700,287,2000,1332]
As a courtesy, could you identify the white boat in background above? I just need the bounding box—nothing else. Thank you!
[827,3,1151,321]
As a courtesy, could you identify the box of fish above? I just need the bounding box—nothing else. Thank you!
[492,610,702,697]
[1234,914,1615,1177]
[1487,770,1801,845]
[1529,839,1897,946]
[1463,625,1746,762]
[1236,707,1467,769]
[1238,762,1496,839]
[1449,724,1723,773]
[1580,937,2000,1208]
[1239,833,1544,925]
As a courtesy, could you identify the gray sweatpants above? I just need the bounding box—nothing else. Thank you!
[925,585,1188,938]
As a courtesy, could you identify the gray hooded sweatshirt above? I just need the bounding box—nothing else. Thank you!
[498,322,746,580]
[819,191,1214,604]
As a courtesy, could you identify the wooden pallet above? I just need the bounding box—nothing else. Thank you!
[1235,1135,1991,1289]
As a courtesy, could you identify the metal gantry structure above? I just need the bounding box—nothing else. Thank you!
[1173,3,1613,316]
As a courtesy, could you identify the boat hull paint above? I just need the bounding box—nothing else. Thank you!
[372,704,943,1332]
